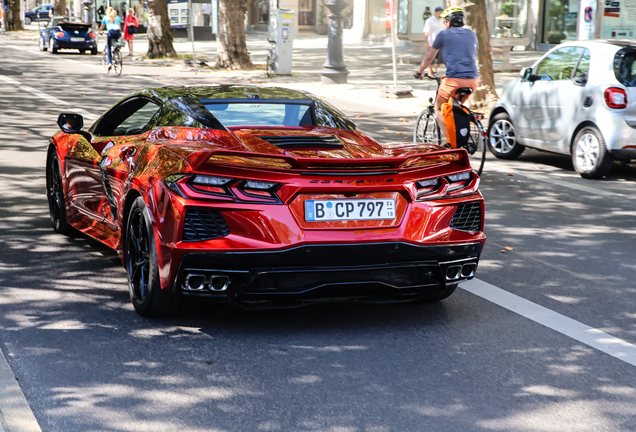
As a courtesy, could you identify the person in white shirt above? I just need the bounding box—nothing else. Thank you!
[423,6,445,77]
[202,3,211,27]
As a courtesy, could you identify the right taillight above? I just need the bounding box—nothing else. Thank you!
[604,87,628,109]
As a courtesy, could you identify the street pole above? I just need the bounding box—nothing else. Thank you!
[389,0,398,88]
[320,0,349,84]
[188,0,195,61]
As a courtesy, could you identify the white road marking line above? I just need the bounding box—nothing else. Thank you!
[0,75,99,120]
[462,278,636,367]
[0,348,42,432]
[488,165,625,198]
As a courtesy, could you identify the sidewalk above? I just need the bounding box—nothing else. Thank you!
[2,27,543,117]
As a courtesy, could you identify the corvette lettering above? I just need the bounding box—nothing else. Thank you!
[309,179,395,184]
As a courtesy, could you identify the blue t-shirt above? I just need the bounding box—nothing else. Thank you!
[102,15,121,31]
[432,27,479,79]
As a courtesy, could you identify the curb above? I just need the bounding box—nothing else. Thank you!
[0,349,41,432]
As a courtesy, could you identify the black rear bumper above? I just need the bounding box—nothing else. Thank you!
[173,242,482,304]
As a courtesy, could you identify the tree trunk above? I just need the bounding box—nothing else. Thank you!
[146,0,178,59]
[215,0,252,69]
[53,0,67,16]
[464,0,499,112]
[6,0,23,31]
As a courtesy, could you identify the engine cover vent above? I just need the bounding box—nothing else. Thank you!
[256,135,344,149]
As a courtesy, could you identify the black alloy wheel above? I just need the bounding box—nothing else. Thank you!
[125,197,192,316]
[46,152,71,234]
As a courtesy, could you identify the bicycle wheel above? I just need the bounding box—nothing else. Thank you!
[101,48,109,72]
[413,109,441,145]
[465,118,486,176]
[113,49,123,76]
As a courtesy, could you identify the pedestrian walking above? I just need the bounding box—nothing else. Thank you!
[202,2,211,27]
[423,6,445,77]
[123,7,138,56]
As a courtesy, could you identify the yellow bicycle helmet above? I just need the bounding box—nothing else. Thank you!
[441,6,465,27]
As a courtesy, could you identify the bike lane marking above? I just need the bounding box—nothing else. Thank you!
[462,278,636,367]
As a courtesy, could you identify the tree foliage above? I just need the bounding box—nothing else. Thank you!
[215,0,252,69]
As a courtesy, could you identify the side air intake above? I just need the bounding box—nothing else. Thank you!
[183,209,230,242]
[450,203,482,233]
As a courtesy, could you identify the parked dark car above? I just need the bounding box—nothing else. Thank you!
[39,16,97,55]
[25,4,68,24]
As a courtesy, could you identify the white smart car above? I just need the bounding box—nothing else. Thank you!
[488,40,636,178]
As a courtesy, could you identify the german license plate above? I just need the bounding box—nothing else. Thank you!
[71,37,85,42]
[305,198,395,222]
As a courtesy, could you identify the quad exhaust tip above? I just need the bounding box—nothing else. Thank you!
[445,262,477,281]
[183,274,230,292]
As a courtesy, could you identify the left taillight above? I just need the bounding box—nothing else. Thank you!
[604,87,628,109]
[164,174,281,203]
[89,32,96,39]
[55,30,65,38]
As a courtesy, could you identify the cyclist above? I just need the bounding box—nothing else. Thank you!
[414,6,479,142]
[98,7,122,71]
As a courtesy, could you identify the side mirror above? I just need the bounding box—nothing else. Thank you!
[57,113,84,134]
[573,73,588,86]
[522,68,535,81]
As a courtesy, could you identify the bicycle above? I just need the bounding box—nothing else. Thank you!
[413,73,487,176]
[100,33,124,76]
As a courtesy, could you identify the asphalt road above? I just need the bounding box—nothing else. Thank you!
[2,36,636,432]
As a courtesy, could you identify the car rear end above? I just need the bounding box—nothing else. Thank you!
[52,21,96,51]
[152,139,485,307]
[581,41,636,160]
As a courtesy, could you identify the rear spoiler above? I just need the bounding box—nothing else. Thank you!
[200,148,471,171]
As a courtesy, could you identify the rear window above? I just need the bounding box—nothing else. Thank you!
[614,47,636,87]
[202,102,312,127]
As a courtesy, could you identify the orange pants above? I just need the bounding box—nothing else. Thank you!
[437,77,479,105]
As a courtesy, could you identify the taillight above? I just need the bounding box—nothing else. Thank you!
[164,174,281,203]
[447,171,472,192]
[89,32,96,38]
[55,31,65,38]
[604,87,628,109]
[415,171,478,201]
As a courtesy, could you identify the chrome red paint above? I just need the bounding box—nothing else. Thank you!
[50,113,485,295]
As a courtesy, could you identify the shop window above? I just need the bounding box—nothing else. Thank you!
[490,0,529,39]
[542,0,579,44]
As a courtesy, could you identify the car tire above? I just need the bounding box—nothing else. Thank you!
[25,16,32,25]
[79,49,85,54]
[487,112,525,160]
[411,284,458,303]
[46,151,72,235]
[572,125,614,179]
[125,197,194,317]
[91,47,98,55]
[49,37,58,54]
[38,36,47,51]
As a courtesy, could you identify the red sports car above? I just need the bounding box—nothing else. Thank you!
[47,85,485,316]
